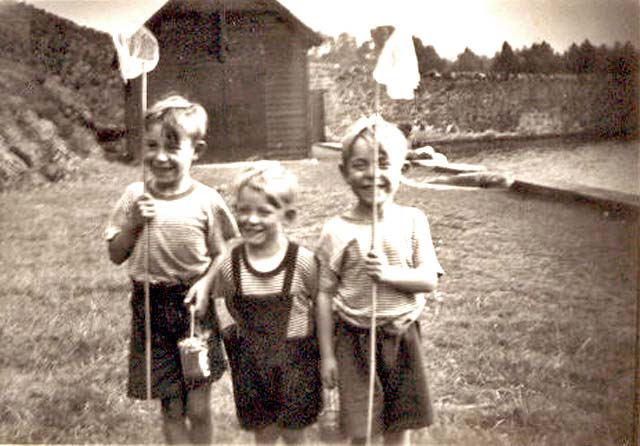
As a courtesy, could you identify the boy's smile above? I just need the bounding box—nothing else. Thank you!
[341,138,405,211]
[235,187,288,249]
[144,123,200,193]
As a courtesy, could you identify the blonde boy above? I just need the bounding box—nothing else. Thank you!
[215,162,322,445]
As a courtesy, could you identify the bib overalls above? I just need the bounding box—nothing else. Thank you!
[223,243,322,430]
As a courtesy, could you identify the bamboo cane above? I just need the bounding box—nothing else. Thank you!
[141,68,152,402]
[365,84,381,446]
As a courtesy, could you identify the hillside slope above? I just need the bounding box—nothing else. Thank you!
[0,58,115,189]
[0,1,125,190]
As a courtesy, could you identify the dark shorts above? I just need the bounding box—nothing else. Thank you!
[128,281,226,400]
[223,326,323,430]
[335,319,433,438]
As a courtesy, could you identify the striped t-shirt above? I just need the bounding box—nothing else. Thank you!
[215,243,318,338]
[317,204,444,328]
[104,180,238,285]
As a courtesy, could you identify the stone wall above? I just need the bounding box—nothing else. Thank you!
[309,62,639,143]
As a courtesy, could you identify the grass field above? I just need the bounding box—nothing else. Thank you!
[0,150,636,445]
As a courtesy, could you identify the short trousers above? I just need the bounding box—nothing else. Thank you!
[128,281,226,400]
[335,319,433,438]
[223,326,323,430]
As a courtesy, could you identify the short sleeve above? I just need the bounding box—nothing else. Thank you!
[412,210,444,277]
[298,249,320,303]
[103,183,142,242]
[208,195,240,260]
[316,221,344,295]
[212,255,235,299]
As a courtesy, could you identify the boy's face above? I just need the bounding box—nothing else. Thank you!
[341,136,406,209]
[235,186,291,248]
[143,122,201,191]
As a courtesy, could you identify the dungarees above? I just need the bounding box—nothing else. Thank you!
[223,243,322,430]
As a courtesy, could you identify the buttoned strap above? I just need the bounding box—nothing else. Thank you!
[281,242,299,296]
[230,244,243,296]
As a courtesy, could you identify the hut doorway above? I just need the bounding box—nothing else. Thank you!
[196,62,266,163]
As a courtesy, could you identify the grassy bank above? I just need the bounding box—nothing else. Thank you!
[0,155,636,444]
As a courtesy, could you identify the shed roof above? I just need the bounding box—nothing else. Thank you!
[147,0,323,47]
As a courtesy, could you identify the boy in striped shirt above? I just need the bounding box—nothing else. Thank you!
[105,95,238,444]
[316,116,444,445]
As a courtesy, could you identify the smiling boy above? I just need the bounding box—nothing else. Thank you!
[316,116,444,445]
[105,95,238,444]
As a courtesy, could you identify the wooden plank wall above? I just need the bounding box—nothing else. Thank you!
[128,9,312,162]
[263,19,310,160]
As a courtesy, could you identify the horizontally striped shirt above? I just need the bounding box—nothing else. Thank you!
[104,180,238,284]
[317,204,444,328]
[215,244,318,338]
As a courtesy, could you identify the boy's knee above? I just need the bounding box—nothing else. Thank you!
[187,385,211,420]
[161,396,186,421]
[282,427,305,444]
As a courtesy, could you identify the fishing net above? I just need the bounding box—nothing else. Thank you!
[112,26,159,80]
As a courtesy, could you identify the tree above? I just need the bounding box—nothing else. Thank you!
[452,47,484,72]
[605,41,638,76]
[492,41,518,76]
[563,40,598,74]
[321,32,360,65]
[413,36,446,75]
[519,41,557,73]
[370,25,396,56]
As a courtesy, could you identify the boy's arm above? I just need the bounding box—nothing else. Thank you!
[107,221,143,265]
[106,188,153,265]
[365,209,443,293]
[185,197,240,314]
[365,254,438,293]
[316,289,338,389]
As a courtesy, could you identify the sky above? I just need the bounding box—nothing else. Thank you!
[17,0,640,59]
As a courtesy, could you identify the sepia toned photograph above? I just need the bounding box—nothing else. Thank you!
[0,0,638,444]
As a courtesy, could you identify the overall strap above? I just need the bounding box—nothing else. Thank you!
[281,242,299,296]
[230,244,244,296]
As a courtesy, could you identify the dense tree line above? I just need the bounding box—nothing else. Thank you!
[0,1,122,122]
[312,27,639,79]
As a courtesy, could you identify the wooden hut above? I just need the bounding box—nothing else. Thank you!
[125,0,322,163]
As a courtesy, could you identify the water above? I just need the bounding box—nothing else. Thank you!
[458,139,639,195]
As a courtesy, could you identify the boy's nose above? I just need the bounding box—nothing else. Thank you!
[154,150,169,162]
[247,213,260,224]
[362,164,375,177]
[364,164,380,178]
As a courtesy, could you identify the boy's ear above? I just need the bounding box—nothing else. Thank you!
[338,163,348,179]
[284,208,297,222]
[192,139,207,160]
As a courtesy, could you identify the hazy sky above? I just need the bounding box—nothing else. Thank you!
[20,0,640,58]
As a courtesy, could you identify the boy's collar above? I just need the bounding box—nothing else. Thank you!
[146,179,196,200]
[342,202,399,222]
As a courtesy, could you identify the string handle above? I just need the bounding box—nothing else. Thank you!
[189,303,196,339]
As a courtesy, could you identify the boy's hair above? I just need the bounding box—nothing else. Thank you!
[234,161,298,209]
[340,115,409,165]
[145,94,208,141]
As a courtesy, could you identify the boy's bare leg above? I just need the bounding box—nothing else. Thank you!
[186,384,213,444]
[161,397,190,445]
[254,424,280,445]
[281,427,305,444]
[383,430,411,446]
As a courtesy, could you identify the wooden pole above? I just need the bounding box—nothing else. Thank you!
[141,69,152,402]
[365,84,381,446]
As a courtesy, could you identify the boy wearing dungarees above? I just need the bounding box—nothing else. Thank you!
[213,162,322,444]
